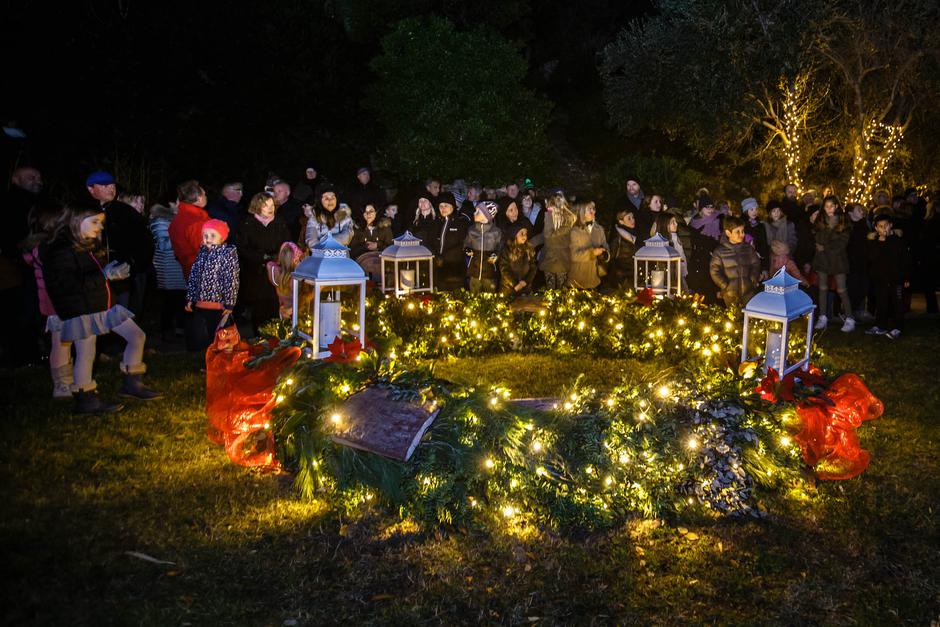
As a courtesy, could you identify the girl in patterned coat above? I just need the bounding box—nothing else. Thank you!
[186,219,240,351]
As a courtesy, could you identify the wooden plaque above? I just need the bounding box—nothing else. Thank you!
[330,387,440,462]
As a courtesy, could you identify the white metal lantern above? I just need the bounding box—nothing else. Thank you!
[741,268,816,375]
[380,230,434,296]
[633,233,683,298]
[291,234,367,359]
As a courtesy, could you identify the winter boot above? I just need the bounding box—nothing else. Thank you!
[51,364,73,400]
[119,374,163,400]
[73,389,124,415]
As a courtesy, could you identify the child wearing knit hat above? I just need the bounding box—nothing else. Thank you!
[185,219,240,352]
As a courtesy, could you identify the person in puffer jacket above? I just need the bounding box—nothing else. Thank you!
[186,219,239,352]
[464,201,502,292]
[709,215,761,308]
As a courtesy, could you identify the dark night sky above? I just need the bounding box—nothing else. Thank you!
[2,0,651,199]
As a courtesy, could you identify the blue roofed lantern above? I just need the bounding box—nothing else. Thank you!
[380,231,434,296]
[633,233,683,298]
[741,268,816,374]
[291,234,367,358]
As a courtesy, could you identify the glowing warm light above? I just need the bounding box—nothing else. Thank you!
[686,437,699,450]
[536,467,546,476]
[285,378,294,386]
[502,505,516,518]
[489,397,498,406]
[340,383,351,394]
[531,441,543,452]
[276,395,285,404]
[781,435,792,447]
[330,413,341,424]
[485,458,495,469]
[606,398,615,407]
[657,385,670,399]
[407,302,415,310]
[605,476,614,486]
[619,452,629,464]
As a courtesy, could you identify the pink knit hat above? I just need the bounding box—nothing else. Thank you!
[202,219,230,242]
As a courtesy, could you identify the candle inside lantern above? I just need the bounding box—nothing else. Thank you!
[399,268,416,291]
[765,329,782,372]
[319,300,341,348]
[650,269,666,290]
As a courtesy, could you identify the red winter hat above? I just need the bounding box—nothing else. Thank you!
[202,219,229,242]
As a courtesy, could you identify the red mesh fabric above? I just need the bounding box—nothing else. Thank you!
[205,326,301,469]
[794,373,883,480]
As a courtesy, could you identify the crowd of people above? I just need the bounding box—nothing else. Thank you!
[2,163,938,414]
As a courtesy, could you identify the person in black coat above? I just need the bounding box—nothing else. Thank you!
[349,204,394,258]
[344,167,386,223]
[410,196,440,247]
[866,213,909,337]
[237,193,292,333]
[86,171,154,315]
[431,193,470,291]
[741,198,769,273]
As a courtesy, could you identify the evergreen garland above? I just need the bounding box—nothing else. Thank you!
[268,346,808,534]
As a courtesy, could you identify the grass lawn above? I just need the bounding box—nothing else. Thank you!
[2,320,939,625]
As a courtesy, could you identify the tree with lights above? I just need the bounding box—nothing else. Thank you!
[600,0,940,197]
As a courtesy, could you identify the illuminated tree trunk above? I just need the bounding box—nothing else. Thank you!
[845,121,904,205]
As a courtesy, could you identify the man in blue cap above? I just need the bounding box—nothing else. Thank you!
[86,171,153,316]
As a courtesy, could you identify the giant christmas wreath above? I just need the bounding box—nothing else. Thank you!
[213,290,882,533]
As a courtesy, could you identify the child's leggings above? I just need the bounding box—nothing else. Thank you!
[816,271,851,318]
[72,319,147,391]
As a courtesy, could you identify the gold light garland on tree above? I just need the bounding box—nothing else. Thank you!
[846,120,904,205]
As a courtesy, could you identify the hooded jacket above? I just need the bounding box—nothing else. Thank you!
[464,221,502,281]
[709,235,761,306]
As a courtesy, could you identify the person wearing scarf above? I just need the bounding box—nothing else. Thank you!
[689,194,724,241]
[609,208,640,289]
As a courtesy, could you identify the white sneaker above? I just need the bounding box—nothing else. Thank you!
[865,326,885,335]
[814,315,828,330]
[840,317,856,332]
[885,328,901,340]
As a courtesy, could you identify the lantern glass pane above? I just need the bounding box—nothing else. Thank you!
[785,316,812,366]
[743,318,785,365]
[383,261,397,292]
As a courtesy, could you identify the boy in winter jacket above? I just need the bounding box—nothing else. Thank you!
[709,216,761,308]
[186,219,239,352]
[865,213,909,338]
[464,201,502,292]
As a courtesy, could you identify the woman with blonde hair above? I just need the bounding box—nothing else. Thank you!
[538,191,577,288]
[568,201,609,290]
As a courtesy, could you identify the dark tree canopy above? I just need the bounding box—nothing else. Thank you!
[364,16,552,183]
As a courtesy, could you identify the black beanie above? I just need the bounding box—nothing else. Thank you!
[437,191,456,208]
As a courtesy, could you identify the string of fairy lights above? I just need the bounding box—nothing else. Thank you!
[782,84,805,195]
[846,120,904,205]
